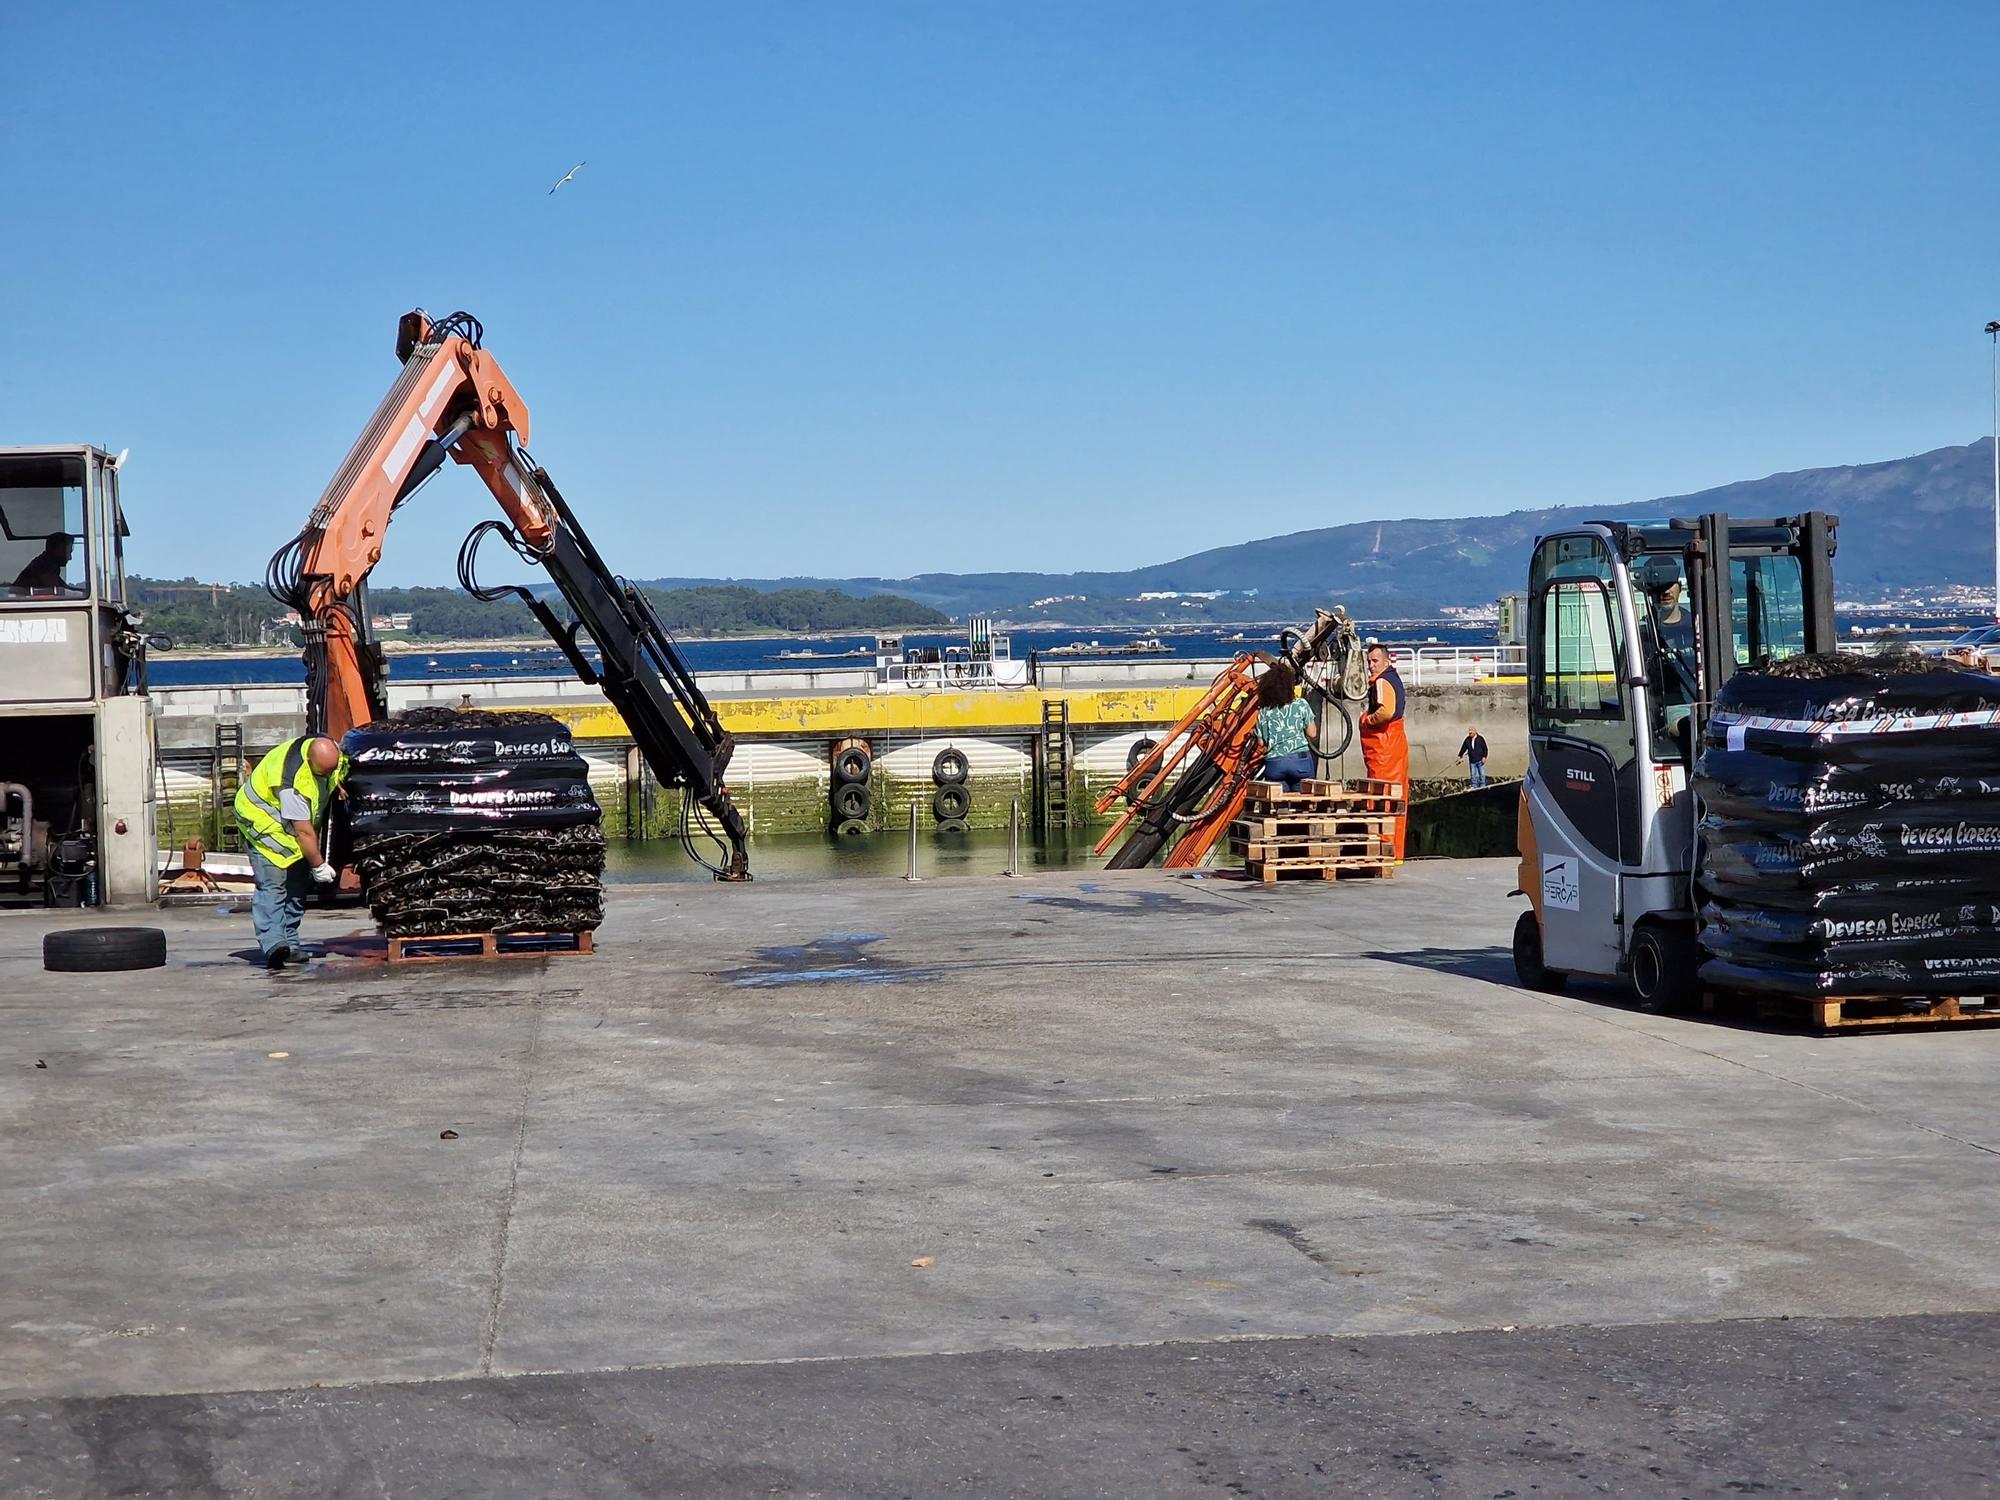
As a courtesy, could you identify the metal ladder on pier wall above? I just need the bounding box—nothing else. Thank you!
[211,722,244,851]
[1036,699,1072,830]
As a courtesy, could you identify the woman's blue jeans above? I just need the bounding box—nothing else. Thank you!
[1261,750,1317,792]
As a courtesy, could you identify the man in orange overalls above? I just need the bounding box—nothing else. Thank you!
[1360,644,1409,860]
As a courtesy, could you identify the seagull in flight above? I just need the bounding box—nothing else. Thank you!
[549,161,586,195]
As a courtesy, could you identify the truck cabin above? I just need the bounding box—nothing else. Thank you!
[0,446,148,907]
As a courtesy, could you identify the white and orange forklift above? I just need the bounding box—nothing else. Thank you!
[1512,511,1840,1005]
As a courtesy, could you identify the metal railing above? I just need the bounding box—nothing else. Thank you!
[1381,644,1526,686]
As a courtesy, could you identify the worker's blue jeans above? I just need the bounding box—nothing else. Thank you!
[1468,761,1487,788]
[249,847,313,957]
[1261,751,1317,792]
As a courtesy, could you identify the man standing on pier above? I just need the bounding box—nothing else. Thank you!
[1361,645,1409,860]
[1457,725,1489,788]
[234,735,349,969]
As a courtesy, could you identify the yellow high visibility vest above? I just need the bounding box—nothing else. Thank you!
[234,737,347,868]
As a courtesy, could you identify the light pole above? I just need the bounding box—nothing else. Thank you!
[1989,320,2000,624]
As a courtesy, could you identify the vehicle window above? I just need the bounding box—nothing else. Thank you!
[1,456,89,601]
[1539,579,1625,719]
[92,463,120,601]
[1731,555,1806,668]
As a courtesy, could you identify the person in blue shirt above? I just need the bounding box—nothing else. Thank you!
[1252,658,1319,791]
[1457,725,1490,787]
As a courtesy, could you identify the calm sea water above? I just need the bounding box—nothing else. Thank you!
[146,613,1987,690]
[146,623,1497,688]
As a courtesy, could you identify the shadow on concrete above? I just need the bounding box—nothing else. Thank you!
[1365,945,1980,1039]
[1359,944,1518,988]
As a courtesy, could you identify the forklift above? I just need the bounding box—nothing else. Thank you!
[1512,511,1839,1004]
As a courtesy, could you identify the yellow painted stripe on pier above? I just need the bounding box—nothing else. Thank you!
[531,686,1211,742]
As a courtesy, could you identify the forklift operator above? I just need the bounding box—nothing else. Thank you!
[1645,571,1701,734]
[9,532,79,594]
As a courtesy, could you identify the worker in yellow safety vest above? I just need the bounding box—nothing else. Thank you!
[234,735,349,969]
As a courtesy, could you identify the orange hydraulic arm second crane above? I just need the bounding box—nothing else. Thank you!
[1093,607,1367,869]
[266,309,751,878]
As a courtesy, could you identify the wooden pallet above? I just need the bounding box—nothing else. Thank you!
[1240,855,1394,884]
[1231,837,1394,863]
[387,929,595,964]
[1706,989,2000,1032]
[1244,779,1405,815]
[1233,812,1399,840]
[1304,777,1404,809]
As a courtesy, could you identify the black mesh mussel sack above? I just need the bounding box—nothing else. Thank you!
[342,709,606,938]
[1693,655,2000,996]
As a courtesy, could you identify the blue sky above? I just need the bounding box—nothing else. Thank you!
[5,2,1997,587]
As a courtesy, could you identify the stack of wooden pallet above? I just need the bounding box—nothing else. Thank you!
[1228,777,1403,883]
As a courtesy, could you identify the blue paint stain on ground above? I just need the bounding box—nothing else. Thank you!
[722,933,931,988]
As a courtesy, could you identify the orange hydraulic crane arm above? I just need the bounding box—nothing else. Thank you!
[267,308,753,878]
[266,311,553,735]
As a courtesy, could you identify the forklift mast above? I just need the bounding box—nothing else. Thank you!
[1678,510,1838,736]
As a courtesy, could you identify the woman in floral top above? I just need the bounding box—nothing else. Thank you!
[1252,658,1319,791]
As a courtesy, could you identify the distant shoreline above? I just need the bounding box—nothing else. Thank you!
[159,626,952,663]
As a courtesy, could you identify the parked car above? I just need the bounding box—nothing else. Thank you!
[1942,623,2000,670]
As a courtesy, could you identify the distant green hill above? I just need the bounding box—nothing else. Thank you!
[126,578,948,644]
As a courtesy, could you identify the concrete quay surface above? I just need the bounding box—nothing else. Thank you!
[4,860,1999,1497]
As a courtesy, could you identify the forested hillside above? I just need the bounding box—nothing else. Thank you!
[126,579,947,645]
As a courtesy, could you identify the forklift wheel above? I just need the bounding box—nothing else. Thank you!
[44,926,168,973]
[1629,923,1700,1012]
[1511,909,1568,993]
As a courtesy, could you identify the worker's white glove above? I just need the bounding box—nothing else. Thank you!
[309,862,337,885]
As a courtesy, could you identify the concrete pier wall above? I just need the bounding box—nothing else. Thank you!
[148,667,1527,844]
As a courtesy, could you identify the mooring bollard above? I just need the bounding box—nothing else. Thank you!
[1005,796,1022,877]
[905,798,921,882]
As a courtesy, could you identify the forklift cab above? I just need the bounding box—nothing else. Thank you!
[1514,511,1837,1004]
[0,446,160,907]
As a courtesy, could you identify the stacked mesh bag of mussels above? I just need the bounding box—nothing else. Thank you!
[1694,653,2000,998]
[340,707,605,939]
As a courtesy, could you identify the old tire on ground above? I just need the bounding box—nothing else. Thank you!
[1629,922,1700,1011]
[44,926,167,973]
[831,817,871,838]
[833,747,872,784]
[1511,909,1567,993]
[832,782,872,821]
[932,784,971,821]
[936,817,970,834]
[931,748,969,785]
